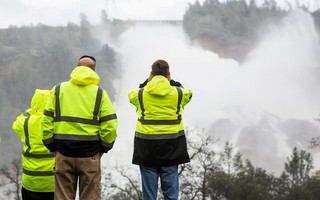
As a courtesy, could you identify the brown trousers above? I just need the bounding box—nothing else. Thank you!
[53,152,101,200]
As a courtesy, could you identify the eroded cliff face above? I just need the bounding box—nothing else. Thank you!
[195,36,255,63]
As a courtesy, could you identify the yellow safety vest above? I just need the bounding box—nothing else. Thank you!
[12,89,55,192]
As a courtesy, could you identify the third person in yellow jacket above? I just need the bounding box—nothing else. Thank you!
[13,89,55,200]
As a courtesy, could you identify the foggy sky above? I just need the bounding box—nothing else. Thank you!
[0,0,318,28]
[0,0,196,28]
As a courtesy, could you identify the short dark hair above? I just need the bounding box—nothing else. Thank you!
[78,55,96,70]
[79,55,96,63]
[151,59,169,77]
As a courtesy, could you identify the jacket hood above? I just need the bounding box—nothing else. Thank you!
[30,89,50,115]
[144,75,171,96]
[69,66,100,86]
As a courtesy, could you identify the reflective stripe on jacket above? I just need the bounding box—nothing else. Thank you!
[41,66,117,157]
[128,75,192,167]
[12,89,55,192]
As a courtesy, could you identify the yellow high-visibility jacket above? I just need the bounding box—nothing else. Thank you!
[41,66,117,157]
[128,75,192,167]
[12,89,55,192]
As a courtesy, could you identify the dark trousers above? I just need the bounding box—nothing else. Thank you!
[22,187,54,200]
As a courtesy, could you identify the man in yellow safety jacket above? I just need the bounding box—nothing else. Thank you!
[41,55,117,200]
[128,59,192,200]
[13,89,55,200]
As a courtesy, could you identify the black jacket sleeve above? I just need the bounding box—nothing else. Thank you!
[170,79,183,87]
[139,79,149,88]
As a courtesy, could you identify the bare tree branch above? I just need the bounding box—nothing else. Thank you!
[0,158,22,200]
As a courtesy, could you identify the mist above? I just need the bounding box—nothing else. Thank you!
[102,9,320,174]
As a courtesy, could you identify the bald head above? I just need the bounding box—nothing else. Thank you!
[78,57,96,71]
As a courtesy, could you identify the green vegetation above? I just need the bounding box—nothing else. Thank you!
[183,0,319,62]
[100,132,320,200]
[0,12,123,149]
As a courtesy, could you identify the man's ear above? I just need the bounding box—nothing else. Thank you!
[167,72,171,80]
[148,72,154,81]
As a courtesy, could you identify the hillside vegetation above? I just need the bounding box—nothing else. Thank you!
[183,0,320,62]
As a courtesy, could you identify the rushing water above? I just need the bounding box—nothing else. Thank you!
[102,10,320,174]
